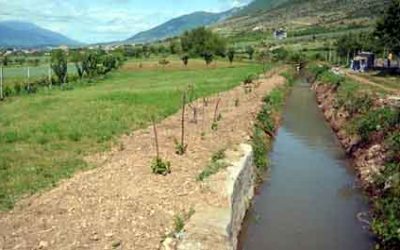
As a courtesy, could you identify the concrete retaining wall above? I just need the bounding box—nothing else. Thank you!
[171,144,255,250]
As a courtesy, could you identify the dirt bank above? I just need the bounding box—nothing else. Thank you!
[0,71,285,250]
[313,82,386,186]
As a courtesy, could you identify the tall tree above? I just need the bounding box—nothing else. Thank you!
[227,48,235,64]
[181,27,226,57]
[375,0,400,56]
[181,55,189,67]
[50,49,68,84]
[246,46,255,60]
[70,50,84,79]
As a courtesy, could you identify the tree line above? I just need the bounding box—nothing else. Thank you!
[335,0,400,66]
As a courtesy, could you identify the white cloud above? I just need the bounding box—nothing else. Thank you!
[0,0,252,43]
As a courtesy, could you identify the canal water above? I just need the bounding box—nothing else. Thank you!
[239,80,375,250]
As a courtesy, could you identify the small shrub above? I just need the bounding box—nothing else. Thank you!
[211,149,225,162]
[150,157,171,175]
[252,127,268,170]
[372,162,400,248]
[173,208,195,235]
[244,73,257,84]
[234,98,239,107]
[320,71,345,88]
[197,161,228,181]
[356,108,399,143]
[337,92,374,115]
[14,83,22,94]
[174,139,188,155]
[3,85,12,97]
[211,121,218,131]
[386,132,400,162]
[174,214,185,233]
[197,149,227,181]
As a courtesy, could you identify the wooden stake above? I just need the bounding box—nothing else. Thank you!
[181,91,186,148]
[0,66,3,100]
[152,117,160,159]
[49,65,52,89]
[213,98,221,122]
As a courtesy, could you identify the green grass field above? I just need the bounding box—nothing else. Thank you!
[1,63,77,81]
[0,58,263,210]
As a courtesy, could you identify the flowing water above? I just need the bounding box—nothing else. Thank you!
[239,80,375,250]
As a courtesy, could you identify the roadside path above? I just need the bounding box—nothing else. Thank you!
[345,71,400,95]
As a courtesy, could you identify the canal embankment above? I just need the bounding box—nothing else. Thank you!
[239,77,375,250]
[307,64,399,249]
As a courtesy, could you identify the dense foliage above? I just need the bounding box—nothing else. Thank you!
[180,27,226,58]
[375,0,400,55]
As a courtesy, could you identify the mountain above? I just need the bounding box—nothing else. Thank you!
[0,21,81,48]
[238,0,290,14]
[216,0,390,36]
[126,9,238,44]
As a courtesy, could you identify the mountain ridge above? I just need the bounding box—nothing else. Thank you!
[126,8,239,43]
[0,21,81,48]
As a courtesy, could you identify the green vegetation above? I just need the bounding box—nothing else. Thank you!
[0,59,262,210]
[375,0,400,55]
[308,64,400,249]
[252,73,291,171]
[181,27,226,60]
[355,108,399,143]
[197,149,227,181]
[372,162,400,249]
[150,157,171,175]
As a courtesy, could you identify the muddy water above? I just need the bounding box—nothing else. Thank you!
[239,81,375,250]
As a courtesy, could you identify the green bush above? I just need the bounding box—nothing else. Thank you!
[150,157,171,175]
[252,127,269,170]
[337,92,373,115]
[244,73,257,84]
[386,132,400,162]
[372,162,400,248]
[197,149,227,181]
[356,108,399,142]
[320,71,345,87]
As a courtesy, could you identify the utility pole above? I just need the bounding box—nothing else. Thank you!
[48,65,52,89]
[0,66,3,100]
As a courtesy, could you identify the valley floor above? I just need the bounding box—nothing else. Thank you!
[0,68,285,249]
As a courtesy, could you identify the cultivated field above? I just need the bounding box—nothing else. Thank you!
[0,58,263,210]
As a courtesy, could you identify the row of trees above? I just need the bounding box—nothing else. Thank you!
[50,49,122,84]
[1,56,42,67]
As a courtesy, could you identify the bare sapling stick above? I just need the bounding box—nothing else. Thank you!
[213,98,221,123]
[181,91,186,148]
[152,116,160,159]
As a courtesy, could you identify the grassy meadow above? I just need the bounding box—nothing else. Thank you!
[0,58,263,210]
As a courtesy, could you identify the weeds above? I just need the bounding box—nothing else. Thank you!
[372,162,400,249]
[355,107,399,143]
[235,98,240,107]
[151,117,171,175]
[197,149,228,181]
[173,208,195,235]
[150,157,171,175]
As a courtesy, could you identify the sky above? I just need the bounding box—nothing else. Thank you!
[0,0,252,44]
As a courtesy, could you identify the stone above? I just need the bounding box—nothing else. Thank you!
[38,241,49,249]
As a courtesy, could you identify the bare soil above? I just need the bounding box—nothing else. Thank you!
[0,72,285,250]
